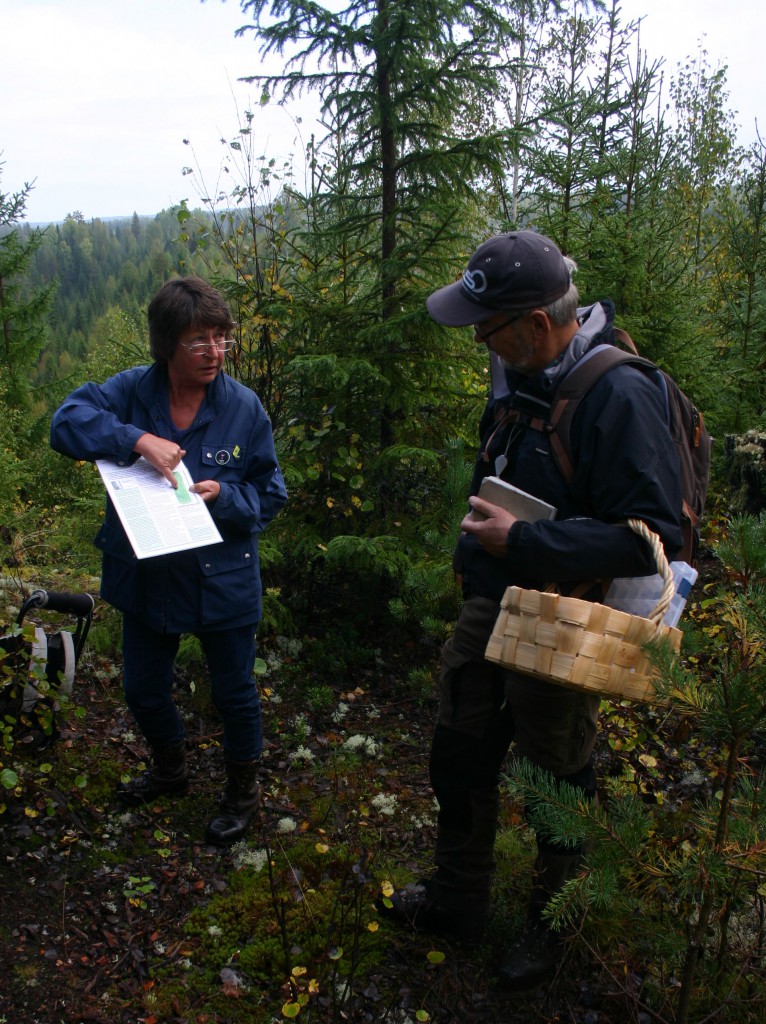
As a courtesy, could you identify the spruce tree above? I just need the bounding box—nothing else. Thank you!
[234,0,519,446]
[707,139,766,430]
[0,170,53,410]
[0,164,55,540]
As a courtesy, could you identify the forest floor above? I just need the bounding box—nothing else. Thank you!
[0,553,758,1024]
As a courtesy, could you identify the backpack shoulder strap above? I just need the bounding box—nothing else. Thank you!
[613,326,639,354]
[549,345,655,482]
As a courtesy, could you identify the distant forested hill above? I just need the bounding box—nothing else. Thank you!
[18,209,211,388]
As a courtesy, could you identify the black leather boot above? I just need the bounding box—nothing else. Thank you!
[116,739,189,806]
[497,849,581,991]
[206,757,261,846]
[383,875,489,946]
[381,786,498,946]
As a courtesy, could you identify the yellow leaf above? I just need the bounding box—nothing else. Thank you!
[315,843,329,854]
[381,881,394,897]
[368,921,379,932]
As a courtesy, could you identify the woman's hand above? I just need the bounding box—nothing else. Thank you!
[460,498,518,557]
[189,480,221,504]
[134,434,186,487]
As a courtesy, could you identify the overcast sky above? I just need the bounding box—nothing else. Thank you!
[2,0,764,225]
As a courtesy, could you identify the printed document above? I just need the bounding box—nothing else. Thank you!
[96,457,223,559]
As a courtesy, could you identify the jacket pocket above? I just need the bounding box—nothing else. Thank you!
[200,443,248,472]
[95,521,136,562]
[197,540,260,625]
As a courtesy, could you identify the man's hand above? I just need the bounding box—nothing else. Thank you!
[460,498,518,557]
[134,434,186,487]
[189,480,221,504]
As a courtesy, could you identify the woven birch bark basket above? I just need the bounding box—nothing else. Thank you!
[484,519,682,702]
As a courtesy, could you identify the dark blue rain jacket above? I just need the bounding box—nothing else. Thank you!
[457,301,683,603]
[50,364,287,631]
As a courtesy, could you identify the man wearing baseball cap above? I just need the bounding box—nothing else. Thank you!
[386,231,682,988]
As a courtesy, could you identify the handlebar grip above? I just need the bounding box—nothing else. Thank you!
[28,590,95,618]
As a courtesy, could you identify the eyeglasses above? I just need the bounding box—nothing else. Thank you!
[475,311,527,341]
[181,337,237,355]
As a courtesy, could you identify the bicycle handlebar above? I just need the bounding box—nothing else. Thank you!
[23,589,95,619]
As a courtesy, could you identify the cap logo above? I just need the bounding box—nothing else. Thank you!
[462,268,488,295]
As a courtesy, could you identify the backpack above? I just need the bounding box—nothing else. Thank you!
[543,329,712,566]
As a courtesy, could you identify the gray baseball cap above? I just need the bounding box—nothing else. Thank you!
[427,231,571,326]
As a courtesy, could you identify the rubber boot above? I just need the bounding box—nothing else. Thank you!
[116,739,189,806]
[497,848,582,991]
[384,787,498,945]
[206,757,261,846]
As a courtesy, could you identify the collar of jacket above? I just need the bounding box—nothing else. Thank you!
[134,362,230,426]
[490,299,617,405]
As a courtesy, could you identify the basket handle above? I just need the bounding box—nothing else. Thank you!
[626,518,674,626]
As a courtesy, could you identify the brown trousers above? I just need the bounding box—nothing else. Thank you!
[428,596,600,892]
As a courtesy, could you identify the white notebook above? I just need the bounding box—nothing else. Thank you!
[470,476,557,522]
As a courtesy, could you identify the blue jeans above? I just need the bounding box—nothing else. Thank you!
[121,613,262,761]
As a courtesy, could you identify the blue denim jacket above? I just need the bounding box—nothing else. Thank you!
[50,364,287,631]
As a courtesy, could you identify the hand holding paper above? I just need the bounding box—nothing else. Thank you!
[134,433,186,487]
[189,479,221,503]
[96,457,223,559]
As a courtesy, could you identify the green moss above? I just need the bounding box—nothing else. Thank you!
[181,838,389,995]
